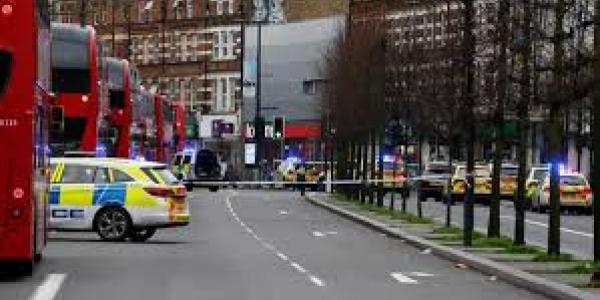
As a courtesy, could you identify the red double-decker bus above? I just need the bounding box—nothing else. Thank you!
[0,0,51,274]
[131,88,156,160]
[50,23,102,155]
[171,100,186,152]
[155,94,174,163]
[103,57,134,158]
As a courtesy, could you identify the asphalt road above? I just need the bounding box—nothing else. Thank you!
[394,193,595,259]
[1,190,546,300]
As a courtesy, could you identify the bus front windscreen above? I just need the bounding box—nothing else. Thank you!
[106,59,125,108]
[51,24,91,94]
[0,51,12,97]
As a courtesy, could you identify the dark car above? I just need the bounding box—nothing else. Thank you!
[417,161,452,201]
[193,149,222,192]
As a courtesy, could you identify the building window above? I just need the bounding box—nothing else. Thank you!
[212,30,235,60]
[186,0,194,18]
[214,0,232,16]
[191,34,198,61]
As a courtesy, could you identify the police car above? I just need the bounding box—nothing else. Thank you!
[49,158,190,242]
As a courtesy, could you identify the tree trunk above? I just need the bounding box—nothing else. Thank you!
[377,131,385,206]
[548,0,566,256]
[514,0,532,246]
[349,141,356,200]
[489,0,509,238]
[362,137,369,204]
[369,132,376,205]
[592,0,600,262]
[462,0,476,247]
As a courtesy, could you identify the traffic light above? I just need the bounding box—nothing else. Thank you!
[274,116,285,139]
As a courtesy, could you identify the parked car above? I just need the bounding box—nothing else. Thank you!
[192,149,223,192]
[49,157,189,242]
[531,170,592,214]
[488,163,518,199]
[444,164,492,204]
[417,161,452,202]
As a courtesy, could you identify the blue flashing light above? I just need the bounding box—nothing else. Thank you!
[96,145,107,157]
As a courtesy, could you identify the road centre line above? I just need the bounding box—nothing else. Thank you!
[291,262,307,273]
[29,273,67,300]
[276,252,289,261]
[435,212,593,239]
[309,276,325,287]
[225,192,325,287]
[499,215,593,238]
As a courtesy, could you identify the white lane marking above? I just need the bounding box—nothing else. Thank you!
[500,215,593,238]
[29,273,67,300]
[262,242,276,251]
[309,275,325,287]
[410,272,434,277]
[290,262,307,273]
[312,231,325,237]
[225,192,325,288]
[279,210,288,215]
[276,252,289,261]
[390,272,419,284]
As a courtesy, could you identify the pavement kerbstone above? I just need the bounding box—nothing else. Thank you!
[458,247,506,254]
[478,253,538,262]
[503,261,583,274]
[306,193,598,300]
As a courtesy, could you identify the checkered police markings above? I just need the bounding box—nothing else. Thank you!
[225,191,326,288]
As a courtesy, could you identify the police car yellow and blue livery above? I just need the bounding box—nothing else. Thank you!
[49,157,190,242]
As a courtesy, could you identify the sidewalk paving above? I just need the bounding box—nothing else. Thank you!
[307,192,600,300]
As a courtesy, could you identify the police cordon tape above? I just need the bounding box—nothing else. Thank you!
[183,175,447,187]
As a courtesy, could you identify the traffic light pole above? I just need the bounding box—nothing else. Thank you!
[255,18,264,180]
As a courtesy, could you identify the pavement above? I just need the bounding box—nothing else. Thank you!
[0,190,547,300]
[388,193,595,259]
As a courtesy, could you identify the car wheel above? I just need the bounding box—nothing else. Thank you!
[18,260,34,276]
[94,207,132,242]
[130,228,157,242]
[208,186,219,192]
[185,183,194,192]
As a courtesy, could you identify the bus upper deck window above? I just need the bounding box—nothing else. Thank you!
[0,51,12,97]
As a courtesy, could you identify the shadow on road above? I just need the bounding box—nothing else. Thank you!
[49,237,187,245]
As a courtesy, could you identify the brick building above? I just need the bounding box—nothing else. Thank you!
[49,0,251,170]
[50,0,246,115]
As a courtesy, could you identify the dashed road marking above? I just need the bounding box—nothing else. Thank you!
[29,273,67,300]
[309,275,325,287]
[276,252,289,261]
[290,262,307,273]
[390,272,419,284]
[279,210,288,215]
[225,192,325,288]
[312,231,326,237]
